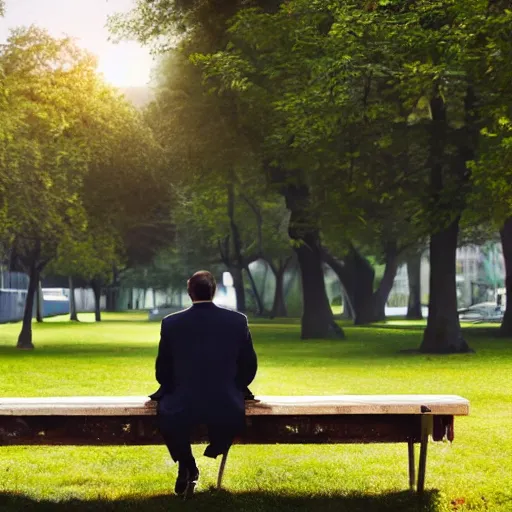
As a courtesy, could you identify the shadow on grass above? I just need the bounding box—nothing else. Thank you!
[0,345,157,359]
[0,489,441,512]
[350,321,509,339]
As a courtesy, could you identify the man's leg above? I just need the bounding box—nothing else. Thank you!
[158,414,195,465]
[204,418,243,459]
[157,410,199,495]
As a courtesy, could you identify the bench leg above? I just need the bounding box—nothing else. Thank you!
[407,439,415,491]
[417,415,433,493]
[217,450,230,490]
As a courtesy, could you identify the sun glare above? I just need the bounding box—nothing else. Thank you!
[0,0,154,89]
[97,42,154,88]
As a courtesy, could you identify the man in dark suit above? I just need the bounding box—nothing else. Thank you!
[150,270,257,497]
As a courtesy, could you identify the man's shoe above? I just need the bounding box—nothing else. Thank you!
[175,464,199,497]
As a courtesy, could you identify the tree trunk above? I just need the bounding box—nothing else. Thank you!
[371,243,399,322]
[17,264,39,349]
[226,182,249,314]
[323,244,397,324]
[106,265,120,312]
[350,249,376,325]
[231,266,246,312]
[295,235,343,338]
[284,184,344,339]
[321,249,355,320]
[406,252,423,320]
[270,258,290,318]
[69,276,79,321]
[341,288,354,319]
[91,279,102,322]
[246,265,264,315]
[420,218,471,353]
[35,279,43,323]
[499,217,512,336]
[152,288,157,308]
[420,88,473,353]
[330,246,376,325]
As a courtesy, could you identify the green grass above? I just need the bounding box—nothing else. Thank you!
[1,313,511,512]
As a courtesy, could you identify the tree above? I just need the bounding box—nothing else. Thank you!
[500,220,512,336]
[0,28,100,348]
[111,0,344,338]
[202,1,512,351]
[466,3,512,336]
[144,50,292,314]
[1,27,169,345]
[80,86,172,315]
[48,226,119,321]
[406,250,424,320]
[113,0,512,347]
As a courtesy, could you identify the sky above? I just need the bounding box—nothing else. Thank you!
[0,0,154,87]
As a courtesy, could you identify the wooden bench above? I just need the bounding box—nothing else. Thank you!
[0,395,469,493]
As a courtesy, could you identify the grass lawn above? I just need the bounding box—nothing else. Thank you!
[0,312,511,511]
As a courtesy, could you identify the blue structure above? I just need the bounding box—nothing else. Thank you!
[0,271,70,323]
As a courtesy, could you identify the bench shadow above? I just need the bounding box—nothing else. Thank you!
[0,489,441,512]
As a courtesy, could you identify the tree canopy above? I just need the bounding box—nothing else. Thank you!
[0,27,169,347]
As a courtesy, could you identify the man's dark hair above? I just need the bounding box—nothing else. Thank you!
[187,270,217,301]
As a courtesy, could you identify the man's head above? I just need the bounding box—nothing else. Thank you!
[187,270,217,302]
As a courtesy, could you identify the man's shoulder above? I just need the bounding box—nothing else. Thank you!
[214,305,248,323]
[162,307,192,324]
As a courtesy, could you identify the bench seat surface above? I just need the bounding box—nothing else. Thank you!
[0,395,469,416]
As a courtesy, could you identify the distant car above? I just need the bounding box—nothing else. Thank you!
[458,302,504,323]
[148,305,184,321]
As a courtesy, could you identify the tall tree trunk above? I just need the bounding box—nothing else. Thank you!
[17,263,39,349]
[35,279,43,323]
[284,184,344,339]
[322,244,397,324]
[106,265,120,312]
[270,258,289,318]
[349,248,376,325]
[500,217,512,336]
[420,88,473,353]
[231,266,246,312]
[246,265,264,315]
[325,246,375,325]
[420,218,471,353]
[69,276,79,321]
[341,289,354,319]
[371,242,399,322]
[91,279,102,322]
[406,252,423,320]
[226,182,249,313]
[152,288,157,308]
[321,249,355,320]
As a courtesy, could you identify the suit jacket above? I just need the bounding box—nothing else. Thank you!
[150,302,257,421]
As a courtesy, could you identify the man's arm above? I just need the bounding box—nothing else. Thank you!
[235,320,257,389]
[155,320,174,390]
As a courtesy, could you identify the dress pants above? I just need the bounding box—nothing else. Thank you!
[157,406,244,463]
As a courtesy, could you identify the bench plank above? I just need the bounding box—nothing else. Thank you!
[0,395,469,416]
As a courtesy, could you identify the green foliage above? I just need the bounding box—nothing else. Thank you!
[195,0,512,259]
[0,26,170,285]
[143,49,291,279]
[111,0,512,338]
[0,27,99,270]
